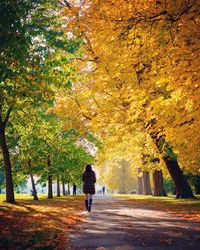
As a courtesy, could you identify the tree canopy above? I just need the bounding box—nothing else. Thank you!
[51,0,200,198]
[0,0,199,201]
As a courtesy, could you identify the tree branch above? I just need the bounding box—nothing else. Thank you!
[68,95,92,120]
[58,0,71,8]
[3,106,13,127]
[178,118,194,127]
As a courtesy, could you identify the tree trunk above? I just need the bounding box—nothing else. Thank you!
[153,170,166,196]
[119,160,127,194]
[48,174,53,198]
[0,125,15,203]
[193,176,200,194]
[30,173,39,200]
[150,132,194,199]
[62,181,66,195]
[47,155,53,199]
[28,160,38,200]
[137,168,143,194]
[143,171,152,195]
[57,175,60,197]
[67,183,70,195]
[163,157,194,198]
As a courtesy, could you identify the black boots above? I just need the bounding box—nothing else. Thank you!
[85,199,93,212]
[88,199,92,212]
[85,200,88,211]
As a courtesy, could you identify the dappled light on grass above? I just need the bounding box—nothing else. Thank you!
[115,194,200,224]
[0,194,85,249]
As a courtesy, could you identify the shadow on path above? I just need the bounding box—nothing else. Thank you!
[66,195,200,250]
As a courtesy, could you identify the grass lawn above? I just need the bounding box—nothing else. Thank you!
[114,194,200,223]
[0,194,85,249]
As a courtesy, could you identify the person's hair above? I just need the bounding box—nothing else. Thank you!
[85,164,92,172]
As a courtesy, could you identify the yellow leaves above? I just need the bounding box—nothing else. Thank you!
[194,16,200,25]
[138,172,143,178]
[185,99,194,112]
[97,158,138,192]
[62,6,80,18]
[54,0,200,177]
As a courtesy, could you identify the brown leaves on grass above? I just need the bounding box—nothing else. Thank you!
[123,197,200,224]
[0,196,85,249]
[166,210,200,224]
[153,201,200,224]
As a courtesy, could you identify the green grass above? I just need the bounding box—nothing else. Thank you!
[0,193,48,202]
[113,194,200,205]
[114,193,200,202]
[0,193,84,203]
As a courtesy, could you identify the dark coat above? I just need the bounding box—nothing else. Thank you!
[82,170,96,194]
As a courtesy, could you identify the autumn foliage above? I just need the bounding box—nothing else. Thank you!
[52,0,200,197]
[0,195,85,249]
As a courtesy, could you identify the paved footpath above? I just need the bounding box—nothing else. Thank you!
[66,195,200,250]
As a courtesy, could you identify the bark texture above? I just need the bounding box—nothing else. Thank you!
[30,173,39,200]
[163,157,194,198]
[28,160,38,200]
[153,170,166,196]
[47,155,53,198]
[143,171,152,195]
[57,175,60,197]
[0,121,15,203]
[150,132,194,199]
[62,181,66,195]
[67,183,70,195]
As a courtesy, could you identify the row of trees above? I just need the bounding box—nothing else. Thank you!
[97,136,166,196]
[1,0,199,202]
[51,0,200,198]
[0,0,95,203]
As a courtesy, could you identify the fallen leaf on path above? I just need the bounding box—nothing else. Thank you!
[192,227,200,231]
[159,239,173,245]
[126,223,133,227]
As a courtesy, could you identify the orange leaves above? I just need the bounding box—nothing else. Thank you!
[0,196,85,249]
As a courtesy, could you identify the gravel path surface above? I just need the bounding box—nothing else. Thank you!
[66,195,200,250]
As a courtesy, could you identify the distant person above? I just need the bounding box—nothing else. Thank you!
[73,184,77,195]
[82,164,96,212]
[102,186,105,195]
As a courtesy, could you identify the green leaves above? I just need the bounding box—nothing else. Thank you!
[8,105,94,187]
[0,0,83,110]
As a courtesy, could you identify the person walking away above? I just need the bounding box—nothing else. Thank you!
[73,184,77,195]
[82,164,96,212]
[102,186,105,195]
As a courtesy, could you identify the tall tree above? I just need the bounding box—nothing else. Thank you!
[54,0,200,198]
[0,0,82,202]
